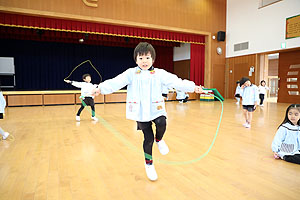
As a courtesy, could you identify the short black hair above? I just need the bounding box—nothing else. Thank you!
[133,42,156,62]
[82,74,91,80]
[260,80,266,85]
[239,77,250,86]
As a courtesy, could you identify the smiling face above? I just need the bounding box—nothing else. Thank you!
[288,108,300,125]
[135,52,154,70]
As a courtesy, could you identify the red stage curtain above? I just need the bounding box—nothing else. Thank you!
[0,13,206,75]
[190,44,205,86]
[0,13,205,44]
[154,46,174,73]
[0,26,178,47]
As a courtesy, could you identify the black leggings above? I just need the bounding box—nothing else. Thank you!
[137,116,167,159]
[283,154,300,165]
[259,94,265,105]
[77,97,95,117]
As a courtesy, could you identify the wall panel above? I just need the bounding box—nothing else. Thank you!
[174,60,190,80]
[278,50,300,103]
[212,64,225,97]
[226,54,257,98]
[268,59,278,76]
[7,95,43,106]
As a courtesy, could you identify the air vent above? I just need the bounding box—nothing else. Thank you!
[234,42,249,52]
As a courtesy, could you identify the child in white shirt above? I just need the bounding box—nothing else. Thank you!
[234,81,241,105]
[258,80,269,106]
[94,42,204,181]
[64,74,98,121]
[176,90,189,103]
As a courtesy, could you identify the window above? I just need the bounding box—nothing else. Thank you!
[259,0,282,8]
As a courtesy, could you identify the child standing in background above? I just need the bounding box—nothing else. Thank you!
[176,90,189,103]
[234,81,241,105]
[239,77,259,128]
[258,80,269,106]
[272,104,300,164]
[64,74,98,122]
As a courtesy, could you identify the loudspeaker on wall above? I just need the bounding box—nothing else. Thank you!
[217,31,225,41]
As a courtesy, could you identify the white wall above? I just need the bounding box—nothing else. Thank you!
[173,43,190,61]
[226,0,300,58]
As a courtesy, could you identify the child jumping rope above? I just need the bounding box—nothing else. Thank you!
[94,42,204,181]
[239,77,259,128]
[64,74,98,122]
[272,104,300,164]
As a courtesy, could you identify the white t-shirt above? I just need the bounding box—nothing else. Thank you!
[71,81,98,98]
[258,85,269,95]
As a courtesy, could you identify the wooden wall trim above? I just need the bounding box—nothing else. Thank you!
[4,90,200,106]
[226,54,258,98]
[0,7,210,36]
[205,34,212,88]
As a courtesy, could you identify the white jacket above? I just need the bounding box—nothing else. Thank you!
[176,90,188,100]
[99,67,195,122]
[0,91,6,114]
[272,123,300,158]
[241,84,259,105]
[235,85,241,95]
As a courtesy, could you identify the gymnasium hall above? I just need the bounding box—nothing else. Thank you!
[0,1,300,199]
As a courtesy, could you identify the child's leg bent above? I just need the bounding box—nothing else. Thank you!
[153,116,166,141]
[77,103,85,116]
[91,105,95,117]
[88,98,96,117]
[283,154,300,164]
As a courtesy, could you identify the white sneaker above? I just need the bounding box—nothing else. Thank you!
[76,116,80,121]
[236,101,239,105]
[91,116,98,121]
[243,123,248,127]
[156,140,169,155]
[3,132,9,140]
[245,123,251,128]
[144,163,158,181]
[260,104,264,107]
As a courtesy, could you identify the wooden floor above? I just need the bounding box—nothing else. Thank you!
[0,99,299,200]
